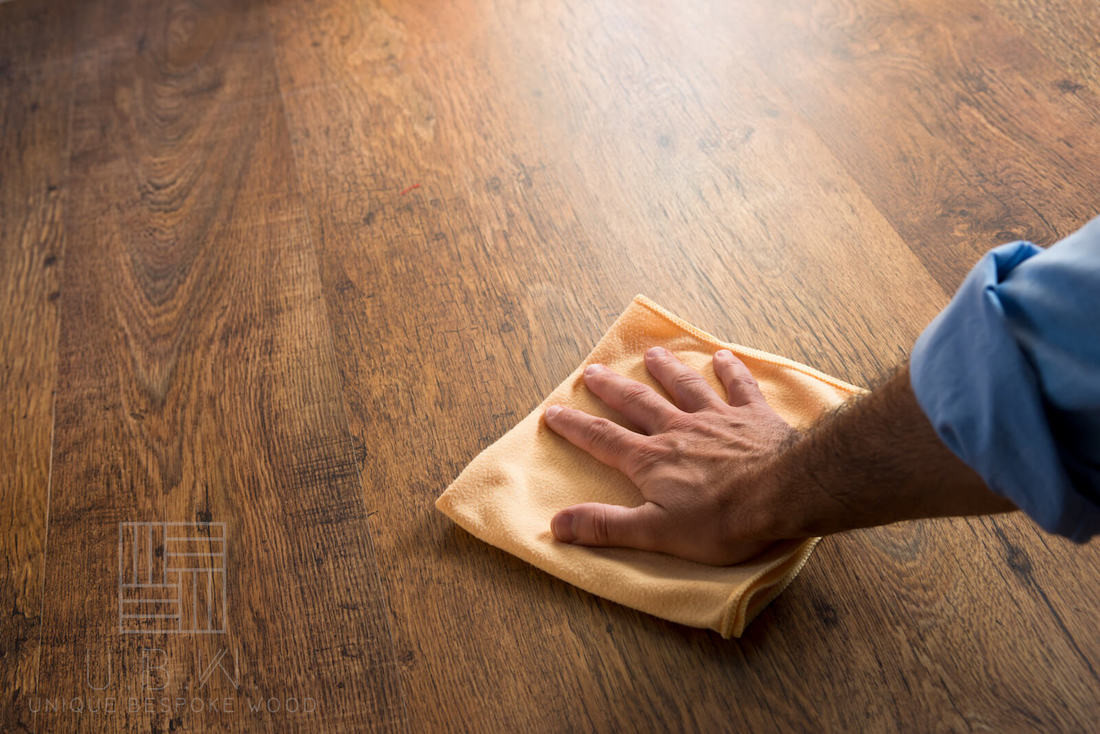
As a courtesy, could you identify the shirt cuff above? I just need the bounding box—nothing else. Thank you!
[909,242,1096,542]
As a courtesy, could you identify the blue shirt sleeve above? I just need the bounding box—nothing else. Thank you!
[909,216,1100,542]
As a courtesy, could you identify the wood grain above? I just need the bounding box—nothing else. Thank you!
[0,2,73,730]
[29,0,403,730]
[0,0,1097,731]
[995,0,1100,93]
[265,0,1098,731]
[721,0,1100,291]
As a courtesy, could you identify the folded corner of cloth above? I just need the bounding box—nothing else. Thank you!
[435,294,864,638]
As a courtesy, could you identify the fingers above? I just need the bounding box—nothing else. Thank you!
[644,347,723,412]
[580,364,677,434]
[551,502,665,551]
[544,405,645,476]
[713,349,765,407]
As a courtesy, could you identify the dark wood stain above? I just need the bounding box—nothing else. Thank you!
[1,0,1097,731]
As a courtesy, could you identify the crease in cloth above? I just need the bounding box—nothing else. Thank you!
[436,295,864,637]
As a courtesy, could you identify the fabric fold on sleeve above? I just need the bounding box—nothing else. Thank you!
[910,218,1100,542]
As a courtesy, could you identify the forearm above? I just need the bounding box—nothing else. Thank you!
[762,363,1017,539]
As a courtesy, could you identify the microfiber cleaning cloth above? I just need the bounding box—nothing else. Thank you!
[436,295,863,637]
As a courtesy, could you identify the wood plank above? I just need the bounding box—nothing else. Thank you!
[2,0,1096,730]
[267,0,1098,730]
[0,1,74,730]
[32,0,404,730]
[723,0,1100,291]
[993,0,1100,93]
[268,0,944,385]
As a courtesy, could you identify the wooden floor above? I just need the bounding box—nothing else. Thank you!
[2,0,1098,730]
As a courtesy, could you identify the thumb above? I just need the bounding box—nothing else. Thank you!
[551,502,663,551]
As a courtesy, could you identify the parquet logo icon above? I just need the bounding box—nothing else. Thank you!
[118,522,227,634]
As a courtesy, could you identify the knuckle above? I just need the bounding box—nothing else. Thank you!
[583,417,614,448]
[672,372,703,394]
[590,508,611,545]
[620,382,652,405]
[666,436,688,462]
[725,366,763,401]
[632,440,667,472]
[730,363,759,385]
[733,374,759,391]
[652,434,686,463]
[663,412,693,431]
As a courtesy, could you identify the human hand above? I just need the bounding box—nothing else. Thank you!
[543,346,798,565]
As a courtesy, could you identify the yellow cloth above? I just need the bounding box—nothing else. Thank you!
[436,295,864,637]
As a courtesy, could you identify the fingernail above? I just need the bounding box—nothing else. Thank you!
[553,511,577,542]
[646,346,665,359]
[545,405,562,419]
[716,349,733,360]
[584,363,604,376]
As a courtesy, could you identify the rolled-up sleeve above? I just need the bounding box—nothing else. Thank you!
[910,216,1100,542]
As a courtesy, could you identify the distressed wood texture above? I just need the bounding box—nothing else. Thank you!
[1,0,1098,731]
[0,2,74,728]
[12,0,404,731]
